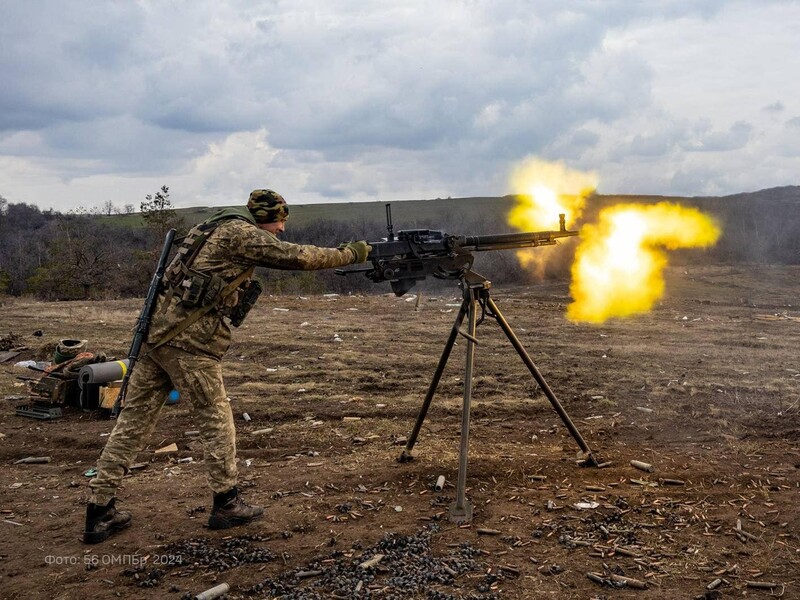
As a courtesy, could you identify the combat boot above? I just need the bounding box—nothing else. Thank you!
[83,499,132,544]
[208,487,263,530]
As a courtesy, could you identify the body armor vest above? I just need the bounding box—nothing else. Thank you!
[160,218,261,327]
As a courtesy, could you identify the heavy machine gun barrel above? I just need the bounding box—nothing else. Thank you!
[337,206,578,296]
[459,215,576,251]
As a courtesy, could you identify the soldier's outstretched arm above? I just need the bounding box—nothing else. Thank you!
[228,224,369,270]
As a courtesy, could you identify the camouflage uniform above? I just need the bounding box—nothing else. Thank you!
[90,206,356,505]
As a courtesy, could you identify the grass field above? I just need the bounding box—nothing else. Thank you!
[0,264,798,598]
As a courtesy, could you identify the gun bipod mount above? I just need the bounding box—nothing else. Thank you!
[398,270,598,524]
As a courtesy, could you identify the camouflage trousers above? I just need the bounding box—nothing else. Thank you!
[89,345,238,505]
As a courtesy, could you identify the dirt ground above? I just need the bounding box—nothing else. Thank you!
[0,264,798,599]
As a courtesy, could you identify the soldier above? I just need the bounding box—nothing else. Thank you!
[84,190,371,543]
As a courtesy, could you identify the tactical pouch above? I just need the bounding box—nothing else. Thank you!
[178,271,226,308]
[226,279,263,327]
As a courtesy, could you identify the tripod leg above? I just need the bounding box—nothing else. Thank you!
[399,297,470,462]
[449,291,477,523]
[487,297,596,464]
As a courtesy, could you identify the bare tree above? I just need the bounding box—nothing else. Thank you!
[27,215,128,300]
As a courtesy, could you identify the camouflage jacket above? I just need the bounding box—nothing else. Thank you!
[147,207,356,359]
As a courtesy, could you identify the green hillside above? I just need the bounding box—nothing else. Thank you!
[173,196,519,229]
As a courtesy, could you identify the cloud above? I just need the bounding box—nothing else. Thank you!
[0,0,798,212]
[682,120,753,152]
[763,101,785,114]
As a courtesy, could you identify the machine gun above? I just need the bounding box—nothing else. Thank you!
[339,205,597,524]
[336,204,578,296]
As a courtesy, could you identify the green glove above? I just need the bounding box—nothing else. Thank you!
[342,240,372,263]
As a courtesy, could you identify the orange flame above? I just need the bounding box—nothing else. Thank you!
[567,202,721,323]
[508,159,596,276]
[508,158,597,230]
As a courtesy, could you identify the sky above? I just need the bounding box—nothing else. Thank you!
[1,0,798,213]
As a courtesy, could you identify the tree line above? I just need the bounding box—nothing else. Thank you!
[1,187,798,300]
[0,187,185,299]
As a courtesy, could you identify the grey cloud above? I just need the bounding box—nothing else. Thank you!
[762,101,785,114]
[682,120,753,152]
[2,116,209,176]
[0,0,705,152]
[0,0,797,208]
[0,2,146,132]
[548,129,601,160]
[628,130,681,157]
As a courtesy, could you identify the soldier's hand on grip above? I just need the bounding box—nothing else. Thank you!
[342,240,372,264]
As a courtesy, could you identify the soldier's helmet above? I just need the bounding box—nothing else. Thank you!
[247,189,289,223]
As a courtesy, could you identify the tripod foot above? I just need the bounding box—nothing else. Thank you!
[448,500,473,524]
[576,451,600,467]
[398,448,417,463]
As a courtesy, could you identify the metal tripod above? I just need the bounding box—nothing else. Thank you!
[398,270,597,523]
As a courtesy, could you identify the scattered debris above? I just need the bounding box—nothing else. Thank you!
[706,577,725,590]
[588,571,648,590]
[13,456,51,464]
[155,443,178,454]
[0,333,26,352]
[249,526,499,599]
[630,460,654,472]
[659,478,685,486]
[746,581,780,589]
[193,582,229,600]
[358,553,384,569]
[15,404,62,420]
[0,351,23,363]
[251,428,274,435]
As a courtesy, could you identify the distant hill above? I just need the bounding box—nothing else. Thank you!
[172,196,521,229]
[171,186,800,266]
[2,185,797,299]
[174,185,800,231]
[173,186,800,267]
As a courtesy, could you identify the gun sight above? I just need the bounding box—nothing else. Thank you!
[386,203,395,241]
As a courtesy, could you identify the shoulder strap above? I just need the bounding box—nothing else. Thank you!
[173,220,224,271]
[147,266,255,353]
[160,218,241,311]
